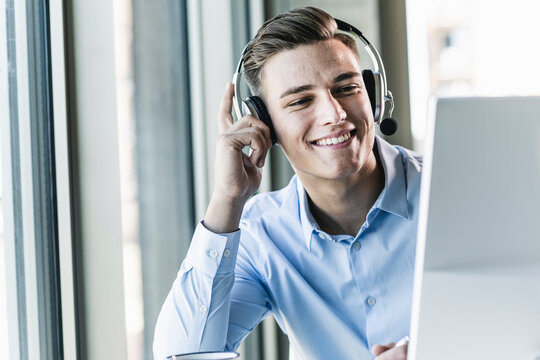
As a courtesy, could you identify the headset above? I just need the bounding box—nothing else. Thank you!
[232,18,398,146]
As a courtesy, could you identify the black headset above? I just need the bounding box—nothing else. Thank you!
[232,18,398,146]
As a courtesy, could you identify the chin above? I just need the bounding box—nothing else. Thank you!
[298,163,362,182]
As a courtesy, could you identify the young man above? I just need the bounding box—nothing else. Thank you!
[154,7,421,360]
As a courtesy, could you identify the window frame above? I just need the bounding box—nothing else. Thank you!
[1,0,71,358]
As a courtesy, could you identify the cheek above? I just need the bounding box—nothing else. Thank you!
[272,113,311,147]
[344,93,373,119]
[347,102,374,132]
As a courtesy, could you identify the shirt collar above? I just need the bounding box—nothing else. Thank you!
[373,136,410,220]
[296,135,409,250]
[296,177,319,251]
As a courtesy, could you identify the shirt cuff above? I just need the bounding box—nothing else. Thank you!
[185,222,241,277]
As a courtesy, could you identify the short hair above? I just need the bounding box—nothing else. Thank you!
[242,6,359,97]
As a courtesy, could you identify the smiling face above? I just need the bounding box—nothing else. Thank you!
[261,39,376,184]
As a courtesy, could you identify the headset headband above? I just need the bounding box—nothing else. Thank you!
[232,17,394,124]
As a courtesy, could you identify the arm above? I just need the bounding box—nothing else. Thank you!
[153,224,271,359]
[204,82,272,234]
[153,83,272,359]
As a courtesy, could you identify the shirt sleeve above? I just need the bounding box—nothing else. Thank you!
[153,222,270,359]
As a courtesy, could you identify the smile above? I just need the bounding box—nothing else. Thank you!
[314,130,355,146]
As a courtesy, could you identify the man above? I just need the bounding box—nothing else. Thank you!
[154,7,421,360]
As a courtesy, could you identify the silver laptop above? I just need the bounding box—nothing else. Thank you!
[409,97,540,360]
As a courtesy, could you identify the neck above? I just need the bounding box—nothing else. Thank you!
[299,148,385,237]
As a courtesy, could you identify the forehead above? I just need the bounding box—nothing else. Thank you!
[261,39,361,98]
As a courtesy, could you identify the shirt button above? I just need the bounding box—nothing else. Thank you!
[367,297,376,307]
[199,304,207,312]
[208,249,218,258]
[318,232,326,240]
[223,249,231,257]
[353,242,361,251]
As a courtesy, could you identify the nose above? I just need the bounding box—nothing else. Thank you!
[318,90,347,125]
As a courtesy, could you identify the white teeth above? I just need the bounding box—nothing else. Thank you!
[316,131,352,146]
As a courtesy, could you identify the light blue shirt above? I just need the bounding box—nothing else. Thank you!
[154,136,423,359]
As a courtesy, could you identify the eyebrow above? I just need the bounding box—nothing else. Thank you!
[279,72,363,99]
[333,71,362,83]
[279,84,314,99]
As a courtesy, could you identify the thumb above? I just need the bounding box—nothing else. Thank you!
[218,82,235,133]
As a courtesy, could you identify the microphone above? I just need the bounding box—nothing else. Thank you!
[379,117,398,136]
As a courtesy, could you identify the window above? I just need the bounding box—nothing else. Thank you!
[407,0,540,148]
[1,0,65,358]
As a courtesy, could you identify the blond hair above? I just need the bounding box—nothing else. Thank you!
[242,7,358,96]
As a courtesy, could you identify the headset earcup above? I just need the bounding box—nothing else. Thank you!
[362,69,377,119]
[244,96,277,145]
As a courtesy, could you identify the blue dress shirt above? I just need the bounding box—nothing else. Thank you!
[154,136,423,359]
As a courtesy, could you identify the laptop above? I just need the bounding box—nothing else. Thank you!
[408,96,540,360]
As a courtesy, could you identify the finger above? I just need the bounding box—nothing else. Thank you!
[235,126,268,168]
[218,82,235,133]
[371,343,395,357]
[218,126,268,166]
[246,116,272,149]
[232,115,272,149]
[230,118,271,154]
[247,129,269,168]
[253,123,269,154]
[376,344,408,360]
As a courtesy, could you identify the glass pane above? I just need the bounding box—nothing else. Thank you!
[408,0,540,146]
[114,0,194,358]
[2,0,70,357]
[113,0,144,359]
[427,0,540,97]
[0,155,8,359]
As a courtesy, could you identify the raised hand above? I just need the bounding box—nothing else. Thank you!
[203,82,272,234]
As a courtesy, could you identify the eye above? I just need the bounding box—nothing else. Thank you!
[334,84,361,97]
[287,97,313,108]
